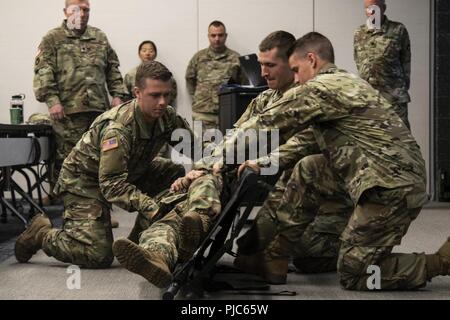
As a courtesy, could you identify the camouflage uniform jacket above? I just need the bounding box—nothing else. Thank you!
[354,16,411,104]
[33,21,127,114]
[124,65,178,106]
[55,100,193,214]
[194,84,319,171]
[185,47,243,120]
[223,64,427,205]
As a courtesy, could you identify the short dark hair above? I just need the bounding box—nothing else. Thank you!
[138,40,158,57]
[135,61,172,89]
[288,32,335,63]
[259,31,296,61]
[208,20,226,31]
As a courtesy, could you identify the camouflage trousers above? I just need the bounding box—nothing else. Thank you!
[238,155,354,273]
[266,154,428,290]
[338,185,427,290]
[51,112,101,189]
[192,112,219,131]
[42,194,114,268]
[42,158,185,269]
[137,173,223,270]
[392,103,410,130]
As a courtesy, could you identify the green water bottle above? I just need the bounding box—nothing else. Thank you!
[10,94,25,125]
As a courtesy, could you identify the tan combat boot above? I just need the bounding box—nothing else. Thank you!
[260,236,291,284]
[233,252,264,276]
[15,214,52,263]
[112,238,172,288]
[178,211,210,262]
[264,260,289,284]
[234,251,288,284]
[233,240,290,285]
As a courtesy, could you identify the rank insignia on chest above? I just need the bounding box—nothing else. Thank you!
[102,137,119,152]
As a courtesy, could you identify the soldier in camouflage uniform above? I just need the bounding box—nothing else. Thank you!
[234,149,354,283]
[231,32,450,290]
[223,33,352,282]
[15,61,192,269]
[354,0,411,128]
[124,40,178,107]
[111,31,349,288]
[185,20,245,132]
[112,170,222,288]
[33,0,128,205]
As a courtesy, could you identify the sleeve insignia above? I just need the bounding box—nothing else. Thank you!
[102,137,119,152]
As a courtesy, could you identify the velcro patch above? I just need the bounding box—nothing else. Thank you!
[102,137,119,152]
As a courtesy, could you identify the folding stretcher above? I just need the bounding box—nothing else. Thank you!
[163,168,286,300]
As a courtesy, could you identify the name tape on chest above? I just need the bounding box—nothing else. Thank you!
[102,137,119,152]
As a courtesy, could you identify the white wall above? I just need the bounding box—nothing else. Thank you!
[0,0,431,187]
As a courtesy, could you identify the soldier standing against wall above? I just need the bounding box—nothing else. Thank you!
[33,0,128,207]
[185,21,244,133]
[354,0,412,128]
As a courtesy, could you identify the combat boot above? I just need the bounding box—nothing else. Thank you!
[233,250,289,285]
[112,238,173,288]
[263,258,289,284]
[233,252,264,276]
[260,236,292,284]
[15,214,52,263]
[178,211,210,262]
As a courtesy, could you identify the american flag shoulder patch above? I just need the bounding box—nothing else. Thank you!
[102,137,119,152]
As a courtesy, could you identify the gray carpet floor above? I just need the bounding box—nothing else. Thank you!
[0,206,449,300]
